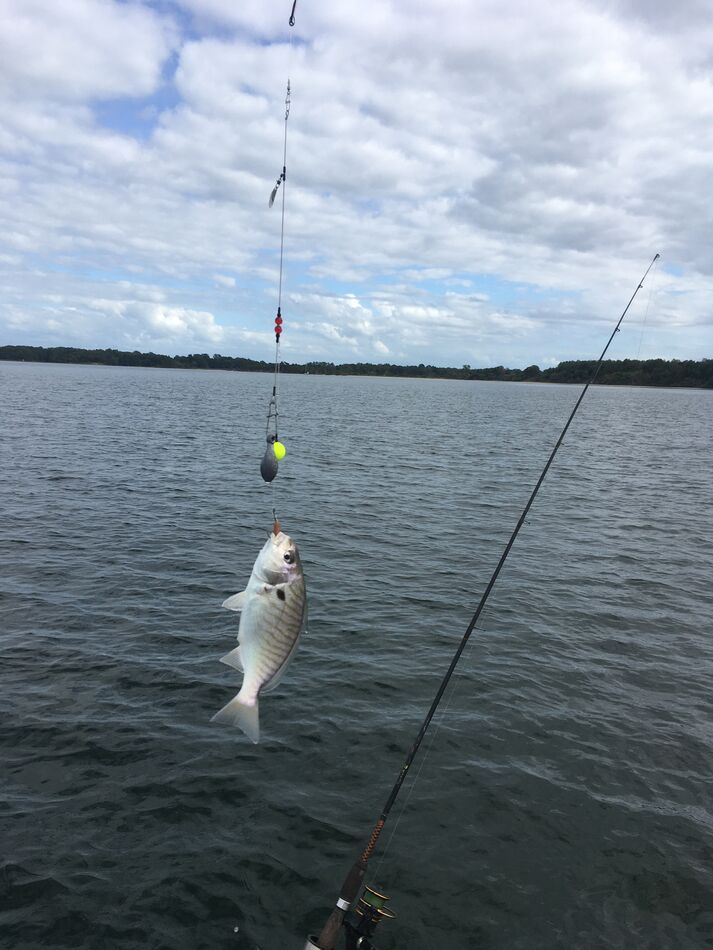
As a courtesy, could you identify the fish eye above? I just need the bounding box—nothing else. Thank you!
[283,552,294,563]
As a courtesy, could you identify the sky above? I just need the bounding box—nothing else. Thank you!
[1,0,712,368]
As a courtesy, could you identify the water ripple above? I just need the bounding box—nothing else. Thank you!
[1,362,712,949]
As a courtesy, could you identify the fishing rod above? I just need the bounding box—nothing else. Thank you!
[305,253,660,950]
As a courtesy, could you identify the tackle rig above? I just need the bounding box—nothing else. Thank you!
[258,4,295,492]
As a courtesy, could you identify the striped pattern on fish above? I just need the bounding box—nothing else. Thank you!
[212,529,306,743]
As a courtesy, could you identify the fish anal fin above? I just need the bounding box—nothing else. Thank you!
[220,646,244,671]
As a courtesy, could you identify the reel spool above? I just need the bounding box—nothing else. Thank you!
[343,886,396,950]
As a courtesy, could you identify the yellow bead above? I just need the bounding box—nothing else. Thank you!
[273,441,286,461]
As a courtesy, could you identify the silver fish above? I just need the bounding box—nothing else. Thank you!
[212,527,306,742]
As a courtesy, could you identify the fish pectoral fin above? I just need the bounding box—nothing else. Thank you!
[220,645,244,671]
[222,590,247,611]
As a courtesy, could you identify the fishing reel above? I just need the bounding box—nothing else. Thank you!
[304,887,395,950]
[343,886,396,950]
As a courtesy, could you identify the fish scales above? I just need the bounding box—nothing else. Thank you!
[212,530,307,743]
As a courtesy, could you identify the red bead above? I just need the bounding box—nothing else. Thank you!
[275,316,283,325]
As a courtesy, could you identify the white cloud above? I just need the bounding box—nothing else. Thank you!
[0,0,176,101]
[0,0,711,366]
[142,303,223,341]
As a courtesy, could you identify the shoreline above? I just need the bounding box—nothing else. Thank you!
[2,354,711,391]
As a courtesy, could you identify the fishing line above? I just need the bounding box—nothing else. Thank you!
[371,655,469,885]
[372,599,493,887]
[372,577,494,883]
[371,692,441,884]
[260,3,297,505]
[636,254,659,360]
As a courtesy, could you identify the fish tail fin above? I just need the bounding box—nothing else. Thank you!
[211,689,260,743]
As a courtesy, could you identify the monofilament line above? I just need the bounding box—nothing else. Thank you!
[637,254,659,360]
[261,10,295,512]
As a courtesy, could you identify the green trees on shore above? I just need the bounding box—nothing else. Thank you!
[1,345,711,388]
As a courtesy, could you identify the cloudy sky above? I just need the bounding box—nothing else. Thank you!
[1,0,712,367]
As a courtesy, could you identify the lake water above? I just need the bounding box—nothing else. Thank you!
[1,360,712,950]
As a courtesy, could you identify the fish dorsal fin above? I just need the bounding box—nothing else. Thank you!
[222,591,247,612]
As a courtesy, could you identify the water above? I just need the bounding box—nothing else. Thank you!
[1,361,711,950]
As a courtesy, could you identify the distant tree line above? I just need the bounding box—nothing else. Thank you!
[1,345,711,389]
[0,345,272,373]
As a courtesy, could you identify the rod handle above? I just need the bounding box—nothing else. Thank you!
[314,858,367,948]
